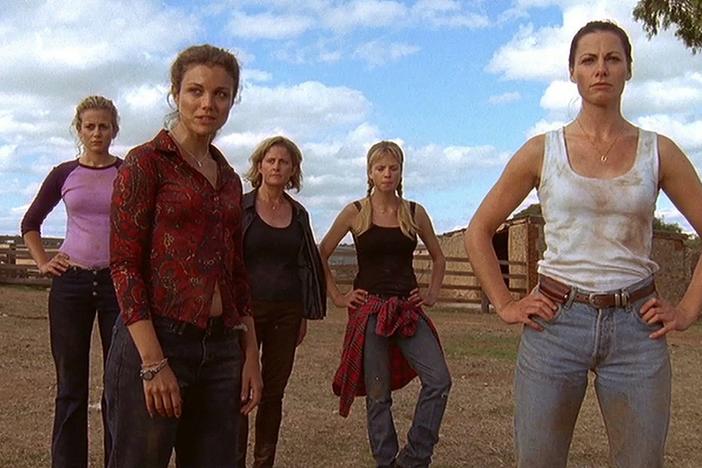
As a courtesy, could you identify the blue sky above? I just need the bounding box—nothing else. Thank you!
[2,0,701,240]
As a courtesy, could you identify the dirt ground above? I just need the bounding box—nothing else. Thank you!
[1,284,702,467]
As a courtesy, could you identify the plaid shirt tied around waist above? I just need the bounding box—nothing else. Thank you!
[332,294,441,417]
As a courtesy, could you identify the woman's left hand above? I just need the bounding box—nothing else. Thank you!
[640,296,699,339]
[296,319,307,347]
[240,355,263,415]
[409,288,437,307]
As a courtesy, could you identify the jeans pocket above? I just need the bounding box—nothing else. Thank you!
[532,303,566,328]
[629,293,662,329]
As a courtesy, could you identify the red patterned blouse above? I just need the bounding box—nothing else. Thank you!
[110,130,251,329]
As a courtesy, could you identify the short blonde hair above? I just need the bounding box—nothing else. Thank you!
[245,136,303,192]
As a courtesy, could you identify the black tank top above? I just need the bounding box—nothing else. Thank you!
[244,214,303,302]
[352,201,418,297]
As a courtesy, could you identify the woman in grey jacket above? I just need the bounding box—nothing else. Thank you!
[237,135,326,468]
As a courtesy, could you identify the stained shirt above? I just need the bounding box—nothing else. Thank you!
[110,129,251,329]
[537,127,659,291]
[21,159,122,268]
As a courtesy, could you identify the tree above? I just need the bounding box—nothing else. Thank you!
[633,0,702,53]
[653,215,687,235]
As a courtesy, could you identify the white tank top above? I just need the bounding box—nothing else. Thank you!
[537,127,660,291]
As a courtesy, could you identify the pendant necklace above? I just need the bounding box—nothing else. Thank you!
[173,137,209,168]
[260,195,282,211]
[576,119,622,164]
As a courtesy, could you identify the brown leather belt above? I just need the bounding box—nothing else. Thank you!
[538,275,656,309]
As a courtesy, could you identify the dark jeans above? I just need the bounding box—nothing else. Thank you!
[105,315,243,468]
[48,266,119,468]
[364,314,451,468]
[237,301,302,468]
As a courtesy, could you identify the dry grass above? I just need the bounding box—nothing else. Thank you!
[1,284,702,467]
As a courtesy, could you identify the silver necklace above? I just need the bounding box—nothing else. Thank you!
[173,137,209,168]
[576,119,622,164]
[261,196,282,211]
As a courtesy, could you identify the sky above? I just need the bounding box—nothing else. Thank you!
[2,0,702,240]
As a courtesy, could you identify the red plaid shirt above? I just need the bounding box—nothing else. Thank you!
[110,130,251,329]
[332,295,441,417]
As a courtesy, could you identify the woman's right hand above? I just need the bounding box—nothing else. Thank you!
[334,288,368,308]
[143,364,182,418]
[497,291,557,331]
[39,252,70,276]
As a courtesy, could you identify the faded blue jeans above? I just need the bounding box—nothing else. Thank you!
[514,277,670,468]
[105,315,243,468]
[364,314,452,468]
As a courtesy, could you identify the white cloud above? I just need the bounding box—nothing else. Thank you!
[353,41,421,67]
[228,12,313,39]
[324,0,408,32]
[486,22,569,81]
[488,91,522,105]
[636,115,702,152]
[228,81,371,138]
[242,69,274,83]
[411,0,489,28]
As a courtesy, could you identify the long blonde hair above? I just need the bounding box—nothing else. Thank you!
[352,141,419,239]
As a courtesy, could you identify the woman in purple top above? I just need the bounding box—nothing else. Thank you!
[21,95,122,468]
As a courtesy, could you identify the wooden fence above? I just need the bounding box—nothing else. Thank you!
[0,236,528,312]
[330,248,527,312]
[0,235,60,287]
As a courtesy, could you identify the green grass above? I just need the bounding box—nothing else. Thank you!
[444,332,519,361]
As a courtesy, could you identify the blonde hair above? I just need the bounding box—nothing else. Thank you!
[353,141,419,239]
[245,136,303,192]
[72,95,119,134]
[70,96,119,154]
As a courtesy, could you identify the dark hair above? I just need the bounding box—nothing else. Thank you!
[245,136,303,192]
[170,44,240,98]
[569,20,632,73]
[165,44,240,127]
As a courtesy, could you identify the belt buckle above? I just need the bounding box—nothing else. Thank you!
[587,292,600,308]
[618,289,630,307]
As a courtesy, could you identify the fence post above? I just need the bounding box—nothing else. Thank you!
[7,242,16,265]
[480,290,490,314]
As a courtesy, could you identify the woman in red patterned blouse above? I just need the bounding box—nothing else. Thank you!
[106,44,262,468]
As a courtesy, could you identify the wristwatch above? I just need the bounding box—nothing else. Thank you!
[139,358,168,381]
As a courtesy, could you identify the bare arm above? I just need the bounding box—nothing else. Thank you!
[411,204,445,306]
[239,315,262,415]
[642,135,702,337]
[23,230,69,276]
[464,135,556,328]
[318,204,368,308]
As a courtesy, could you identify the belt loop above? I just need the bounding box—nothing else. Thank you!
[563,286,577,309]
[174,320,187,336]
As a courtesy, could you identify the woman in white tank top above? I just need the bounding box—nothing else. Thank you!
[465,20,702,468]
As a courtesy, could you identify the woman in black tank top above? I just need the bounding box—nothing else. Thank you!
[320,141,451,468]
[238,136,326,468]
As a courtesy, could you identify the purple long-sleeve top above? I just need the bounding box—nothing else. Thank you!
[21,158,122,269]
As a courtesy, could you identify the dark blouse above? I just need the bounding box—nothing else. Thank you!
[353,224,418,297]
[244,214,303,302]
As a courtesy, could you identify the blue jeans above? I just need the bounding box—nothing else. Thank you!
[364,314,451,468]
[105,315,243,468]
[514,277,670,468]
[48,267,119,468]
